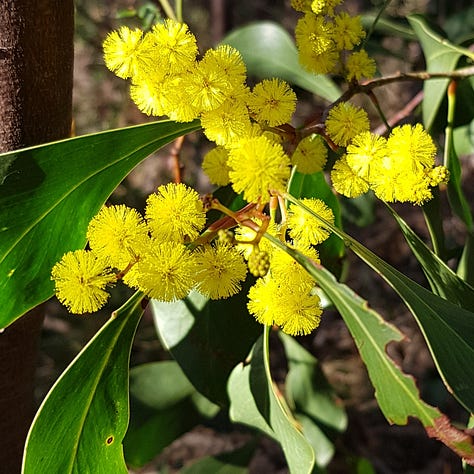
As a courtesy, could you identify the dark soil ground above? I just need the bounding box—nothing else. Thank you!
[37,1,474,472]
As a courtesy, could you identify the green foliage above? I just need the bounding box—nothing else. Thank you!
[6,5,474,473]
[228,329,316,474]
[23,292,144,474]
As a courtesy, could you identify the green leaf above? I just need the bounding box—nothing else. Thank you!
[264,235,474,463]
[222,22,340,102]
[22,291,144,474]
[407,15,474,130]
[386,205,474,307]
[361,14,416,41]
[228,330,316,473]
[124,361,204,468]
[279,195,474,415]
[279,333,347,433]
[0,120,200,329]
[453,119,474,157]
[151,287,261,407]
[180,441,257,474]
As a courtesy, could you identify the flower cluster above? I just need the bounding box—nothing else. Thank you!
[292,0,376,80]
[330,121,449,204]
[104,19,298,204]
[51,183,333,336]
[53,13,451,338]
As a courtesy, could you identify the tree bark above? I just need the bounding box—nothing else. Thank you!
[0,1,74,472]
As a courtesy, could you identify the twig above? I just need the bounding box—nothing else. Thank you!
[170,135,184,183]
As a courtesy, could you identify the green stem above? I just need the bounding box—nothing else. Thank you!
[158,0,177,21]
[421,188,446,260]
[368,90,391,132]
[175,0,183,22]
[444,81,456,169]
[363,0,393,45]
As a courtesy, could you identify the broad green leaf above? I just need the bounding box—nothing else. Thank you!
[222,22,340,102]
[279,333,347,433]
[453,119,474,157]
[407,15,474,130]
[151,287,261,407]
[264,234,474,463]
[458,232,474,286]
[22,291,144,474]
[180,441,257,474]
[0,120,200,328]
[228,331,315,473]
[288,170,345,277]
[361,14,416,41]
[124,362,203,468]
[386,205,474,307]
[281,195,474,414]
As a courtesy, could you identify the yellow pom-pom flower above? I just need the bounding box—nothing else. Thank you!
[151,19,198,74]
[331,155,370,198]
[345,49,377,82]
[298,46,339,75]
[201,99,253,147]
[288,198,334,245]
[130,77,167,117]
[311,0,342,16]
[204,45,247,90]
[345,131,387,181]
[135,241,197,301]
[291,134,328,174]
[248,79,297,127]
[51,250,116,314]
[87,205,150,269]
[291,0,312,12]
[103,26,156,79]
[274,285,322,336]
[228,136,291,203]
[161,75,201,123]
[386,123,437,172]
[325,102,370,147]
[145,183,206,243]
[247,276,281,327]
[270,244,319,288]
[202,146,231,186]
[295,13,333,55]
[332,13,366,51]
[195,242,247,299]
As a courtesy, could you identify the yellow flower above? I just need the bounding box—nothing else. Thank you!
[202,146,231,186]
[247,275,322,335]
[201,99,253,146]
[295,13,333,55]
[288,198,334,245]
[332,13,366,51]
[247,276,281,327]
[135,241,196,301]
[103,26,156,79]
[331,156,369,198]
[204,45,247,90]
[195,242,247,299]
[386,124,437,172]
[130,76,167,117]
[186,55,233,113]
[291,134,328,174]
[151,19,198,74]
[248,79,297,126]
[161,75,200,122]
[228,136,291,203]
[298,46,339,75]
[270,244,319,288]
[51,250,116,314]
[325,102,370,147]
[427,166,449,187]
[87,205,150,269]
[311,0,342,16]
[345,131,387,181]
[274,285,322,336]
[145,183,206,243]
[345,49,377,82]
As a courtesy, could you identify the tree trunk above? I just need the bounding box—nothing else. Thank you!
[0,1,74,472]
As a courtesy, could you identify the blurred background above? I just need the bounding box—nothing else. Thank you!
[38,1,474,472]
